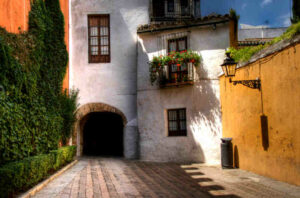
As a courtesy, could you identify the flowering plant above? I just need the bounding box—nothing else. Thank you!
[149,50,201,85]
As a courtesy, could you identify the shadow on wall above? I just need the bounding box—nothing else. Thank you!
[260,114,269,151]
[137,30,224,163]
[234,145,239,168]
[194,61,221,136]
[137,39,206,162]
[188,60,222,164]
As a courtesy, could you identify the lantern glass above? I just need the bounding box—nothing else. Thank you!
[227,63,237,77]
[221,65,228,77]
[221,52,237,77]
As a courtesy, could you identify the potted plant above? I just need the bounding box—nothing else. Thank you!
[149,50,201,85]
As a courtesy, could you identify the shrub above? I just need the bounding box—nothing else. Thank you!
[51,146,77,170]
[0,146,76,197]
[59,90,79,145]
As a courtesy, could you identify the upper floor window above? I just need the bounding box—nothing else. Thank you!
[180,0,190,16]
[88,15,110,63]
[167,36,189,84]
[168,36,187,52]
[151,0,200,21]
[167,0,175,12]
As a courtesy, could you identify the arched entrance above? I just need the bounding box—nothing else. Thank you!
[73,103,128,156]
[82,112,123,156]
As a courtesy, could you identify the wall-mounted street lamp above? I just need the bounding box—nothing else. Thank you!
[221,52,261,90]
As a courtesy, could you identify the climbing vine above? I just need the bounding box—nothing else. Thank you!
[0,0,78,165]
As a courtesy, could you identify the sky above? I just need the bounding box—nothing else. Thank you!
[201,0,293,28]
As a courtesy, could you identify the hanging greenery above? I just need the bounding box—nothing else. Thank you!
[149,50,201,85]
[0,0,78,165]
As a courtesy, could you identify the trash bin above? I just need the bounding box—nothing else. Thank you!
[221,138,233,169]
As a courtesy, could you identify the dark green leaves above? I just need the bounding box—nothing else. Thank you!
[0,0,78,165]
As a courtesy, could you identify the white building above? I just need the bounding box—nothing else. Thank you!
[70,0,235,164]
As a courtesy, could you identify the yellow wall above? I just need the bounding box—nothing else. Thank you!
[220,42,300,186]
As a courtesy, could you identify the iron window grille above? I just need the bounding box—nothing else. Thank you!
[167,108,187,136]
[150,0,200,21]
[88,15,111,63]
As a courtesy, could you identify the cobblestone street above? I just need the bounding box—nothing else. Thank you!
[30,158,300,198]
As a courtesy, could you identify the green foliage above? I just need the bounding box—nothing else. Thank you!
[227,45,265,63]
[229,8,240,21]
[228,21,300,62]
[50,146,77,170]
[0,146,76,197]
[0,0,78,165]
[59,90,79,145]
[149,50,201,85]
[271,21,300,43]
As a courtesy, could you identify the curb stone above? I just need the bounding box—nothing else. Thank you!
[18,160,78,198]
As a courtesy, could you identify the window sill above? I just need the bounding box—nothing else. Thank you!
[160,81,194,88]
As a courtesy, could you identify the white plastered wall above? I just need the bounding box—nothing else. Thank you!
[137,24,229,164]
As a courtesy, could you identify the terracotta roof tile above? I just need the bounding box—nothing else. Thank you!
[238,38,273,46]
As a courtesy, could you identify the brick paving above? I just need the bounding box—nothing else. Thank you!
[30,157,300,198]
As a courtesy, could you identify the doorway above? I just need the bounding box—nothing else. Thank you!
[82,112,123,156]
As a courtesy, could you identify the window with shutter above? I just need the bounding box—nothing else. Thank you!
[88,15,110,63]
[167,37,189,83]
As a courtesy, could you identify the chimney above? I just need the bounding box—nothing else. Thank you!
[229,18,238,48]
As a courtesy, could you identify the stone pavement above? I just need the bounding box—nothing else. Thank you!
[30,157,300,198]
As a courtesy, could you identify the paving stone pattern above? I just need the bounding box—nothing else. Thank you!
[31,157,300,198]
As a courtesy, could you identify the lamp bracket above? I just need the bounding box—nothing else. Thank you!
[229,78,261,90]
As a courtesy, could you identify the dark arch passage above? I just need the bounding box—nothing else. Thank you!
[82,112,123,156]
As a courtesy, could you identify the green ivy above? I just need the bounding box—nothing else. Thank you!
[0,0,78,165]
[228,21,300,63]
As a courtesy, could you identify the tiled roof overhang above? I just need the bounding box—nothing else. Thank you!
[137,14,230,34]
[238,38,274,46]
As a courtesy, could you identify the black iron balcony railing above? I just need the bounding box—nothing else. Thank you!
[150,0,200,22]
[159,62,194,87]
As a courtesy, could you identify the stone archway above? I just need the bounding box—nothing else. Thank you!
[73,103,128,156]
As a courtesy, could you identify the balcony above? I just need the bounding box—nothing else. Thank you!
[159,62,194,88]
[150,0,200,22]
[149,50,200,88]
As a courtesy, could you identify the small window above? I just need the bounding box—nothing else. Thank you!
[167,108,187,136]
[167,0,175,12]
[152,0,165,18]
[180,0,189,13]
[168,37,187,53]
[88,15,110,63]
